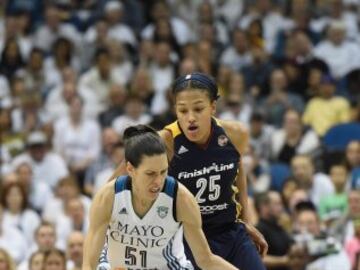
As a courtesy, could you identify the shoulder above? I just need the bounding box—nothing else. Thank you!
[217,118,249,154]
[93,179,115,208]
[158,128,175,160]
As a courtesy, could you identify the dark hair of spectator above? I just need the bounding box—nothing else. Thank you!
[1,181,28,211]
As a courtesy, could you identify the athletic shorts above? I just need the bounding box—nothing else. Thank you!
[184,222,266,270]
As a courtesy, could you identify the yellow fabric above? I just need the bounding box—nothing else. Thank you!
[302,97,351,136]
[164,121,182,138]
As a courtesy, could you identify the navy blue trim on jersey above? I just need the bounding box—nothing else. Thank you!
[163,176,176,198]
[114,176,129,194]
[162,176,179,222]
[163,237,191,270]
[173,180,179,222]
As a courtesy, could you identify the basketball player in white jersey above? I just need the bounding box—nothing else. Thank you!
[83,125,238,270]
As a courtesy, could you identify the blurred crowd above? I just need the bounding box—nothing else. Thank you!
[0,0,360,270]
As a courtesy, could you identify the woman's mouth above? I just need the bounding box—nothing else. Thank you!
[188,125,199,136]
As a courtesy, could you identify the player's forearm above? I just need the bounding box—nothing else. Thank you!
[263,255,289,268]
[83,230,106,270]
[197,255,239,270]
[236,167,249,222]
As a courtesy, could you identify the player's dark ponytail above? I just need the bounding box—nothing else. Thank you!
[123,125,166,167]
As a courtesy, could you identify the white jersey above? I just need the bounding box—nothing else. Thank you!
[104,176,193,270]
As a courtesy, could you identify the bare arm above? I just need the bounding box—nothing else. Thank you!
[220,119,268,257]
[220,119,250,221]
[83,181,114,270]
[177,184,239,270]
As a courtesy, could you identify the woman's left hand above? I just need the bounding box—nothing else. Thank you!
[243,222,268,257]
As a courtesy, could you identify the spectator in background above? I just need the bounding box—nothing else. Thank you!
[0,248,16,270]
[263,69,304,128]
[55,198,88,250]
[33,4,81,53]
[302,73,351,136]
[28,251,44,270]
[242,46,273,100]
[98,84,127,128]
[293,202,351,270]
[219,91,252,126]
[319,164,349,223]
[66,231,84,270]
[149,41,175,115]
[137,39,155,67]
[1,182,41,246]
[15,161,53,215]
[129,67,155,110]
[248,112,273,162]
[291,155,334,206]
[304,60,329,101]
[238,0,290,53]
[153,18,181,55]
[82,18,109,70]
[42,249,66,270]
[255,191,294,270]
[270,109,320,164]
[313,20,360,79]
[42,176,91,225]
[78,48,123,117]
[111,95,152,137]
[345,141,360,189]
[25,222,57,259]
[196,1,229,46]
[345,218,360,269]
[12,131,69,190]
[141,0,192,46]
[44,37,81,91]
[84,128,120,196]
[53,95,101,189]
[103,0,137,49]
[220,28,252,72]
[0,101,26,158]
[0,204,27,263]
[22,48,46,94]
[44,81,78,122]
[0,37,25,80]
[106,39,134,87]
[91,142,124,196]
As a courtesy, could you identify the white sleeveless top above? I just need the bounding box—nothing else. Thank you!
[104,176,193,270]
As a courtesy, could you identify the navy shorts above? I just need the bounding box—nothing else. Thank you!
[185,222,266,270]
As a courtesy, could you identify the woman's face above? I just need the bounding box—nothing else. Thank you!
[0,252,9,270]
[30,253,44,270]
[6,41,19,60]
[175,89,215,144]
[43,253,65,270]
[346,141,360,168]
[127,154,168,201]
[6,186,24,212]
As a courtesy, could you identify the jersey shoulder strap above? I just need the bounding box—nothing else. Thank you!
[114,175,129,194]
[164,121,182,139]
[162,176,179,222]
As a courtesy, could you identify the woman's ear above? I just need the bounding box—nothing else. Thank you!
[126,161,134,177]
[211,100,217,115]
